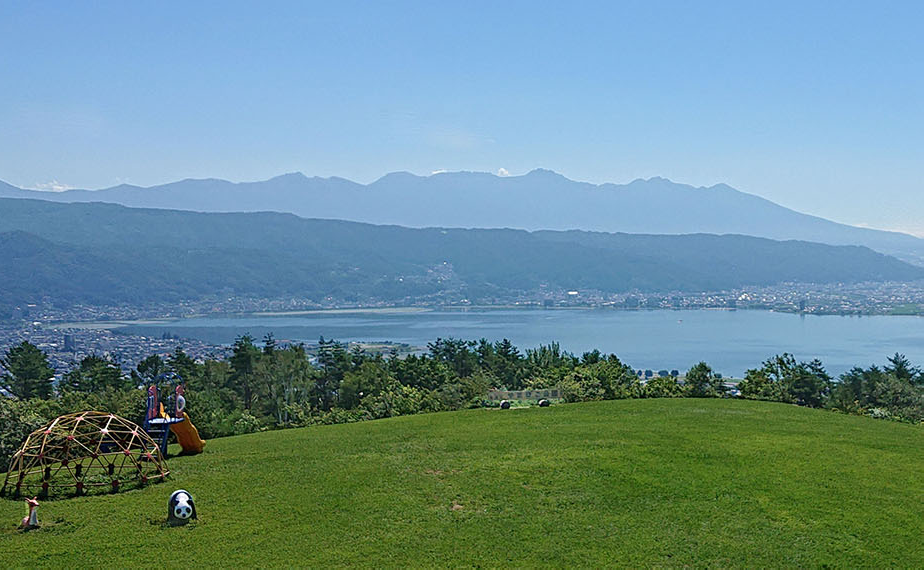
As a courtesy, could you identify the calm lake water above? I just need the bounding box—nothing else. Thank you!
[119,308,924,377]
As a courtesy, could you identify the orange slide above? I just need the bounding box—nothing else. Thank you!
[169,412,206,453]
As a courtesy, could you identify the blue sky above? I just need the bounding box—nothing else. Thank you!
[2,1,922,234]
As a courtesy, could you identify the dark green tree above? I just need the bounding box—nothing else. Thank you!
[189,359,232,392]
[427,337,478,378]
[686,361,723,398]
[739,354,830,406]
[255,344,315,424]
[0,397,47,472]
[828,359,924,422]
[340,360,392,410]
[388,354,455,391]
[789,359,832,407]
[885,353,921,386]
[561,356,640,402]
[314,337,349,410]
[644,374,687,398]
[133,354,166,385]
[581,349,604,366]
[524,342,577,389]
[168,348,199,382]
[525,342,576,369]
[0,341,55,399]
[262,333,277,356]
[230,334,262,409]
[476,338,526,389]
[62,355,129,393]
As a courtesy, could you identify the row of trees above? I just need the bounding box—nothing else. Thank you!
[738,352,924,422]
[2,336,923,471]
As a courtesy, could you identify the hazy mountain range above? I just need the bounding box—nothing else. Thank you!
[2,170,923,265]
[1,198,922,315]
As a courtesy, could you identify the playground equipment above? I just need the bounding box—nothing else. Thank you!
[21,497,39,529]
[167,489,197,526]
[1,412,169,498]
[143,382,205,455]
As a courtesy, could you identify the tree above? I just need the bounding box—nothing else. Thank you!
[189,359,231,392]
[427,337,478,378]
[62,355,129,393]
[581,349,603,366]
[0,341,54,399]
[561,356,640,402]
[738,354,830,406]
[168,348,199,382]
[525,342,575,369]
[686,362,723,398]
[230,335,262,410]
[885,353,921,386]
[477,338,527,390]
[255,344,315,425]
[340,360,392,410]
[644,375,686,398]
[828,365,877,413]
[828,359,924,422]
[0,397,47,472]
[133,354,166,385]
[262,333,277,356]
[789,359,831,407]
[314,337,349,410]
[525,343,577,389]
[388,354,455,391]
[436,371,492,410]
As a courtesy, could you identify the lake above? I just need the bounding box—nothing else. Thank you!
[116,308,924,377]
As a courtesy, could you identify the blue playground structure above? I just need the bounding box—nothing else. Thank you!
[143,382,185,455]
[142,375,206,455]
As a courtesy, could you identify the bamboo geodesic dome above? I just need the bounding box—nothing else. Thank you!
[2,411,169,498]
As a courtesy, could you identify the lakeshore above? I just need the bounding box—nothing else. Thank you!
[45,307,924,378]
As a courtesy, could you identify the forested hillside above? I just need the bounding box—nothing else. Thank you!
[3,170,923,264]
[1,198,922,313]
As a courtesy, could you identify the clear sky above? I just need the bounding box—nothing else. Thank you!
[2,1,922,234]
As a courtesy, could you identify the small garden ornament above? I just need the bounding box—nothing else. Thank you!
[168,489,197,526]
[21,497,39,530]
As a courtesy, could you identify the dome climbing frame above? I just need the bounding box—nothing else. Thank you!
[2,411,169,497]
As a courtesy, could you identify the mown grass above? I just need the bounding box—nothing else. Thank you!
[2,399,923,567]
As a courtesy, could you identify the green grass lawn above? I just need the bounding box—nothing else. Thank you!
[2,399,923,567]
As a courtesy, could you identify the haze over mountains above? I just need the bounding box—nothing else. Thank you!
[2,170,923,266]
[1,198,922,315]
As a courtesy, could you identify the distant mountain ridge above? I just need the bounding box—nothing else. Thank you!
[2,170,923,264]
[1,198,922,315]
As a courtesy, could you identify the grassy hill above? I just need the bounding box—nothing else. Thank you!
[2,399,923,567]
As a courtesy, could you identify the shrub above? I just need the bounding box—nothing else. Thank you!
[232,411,264,435]
[644,375,687,398]
[0,398,48,472]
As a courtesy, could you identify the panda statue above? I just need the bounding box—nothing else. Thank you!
[167,489,197,526]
